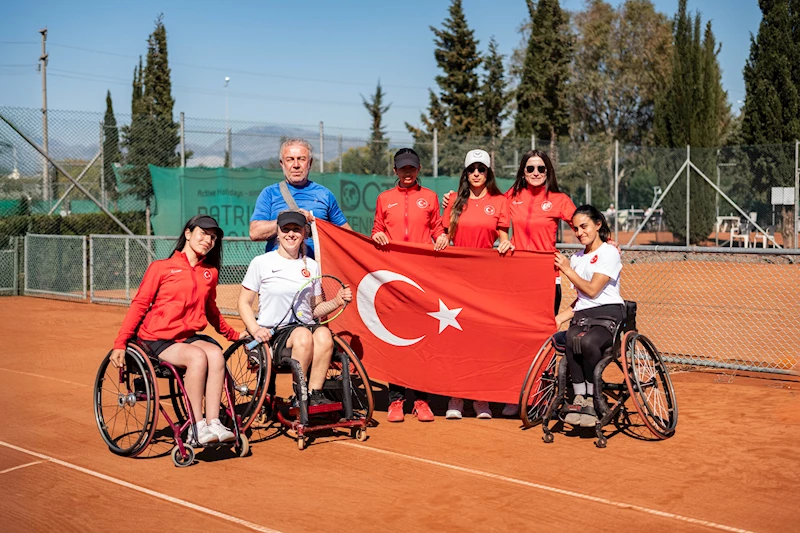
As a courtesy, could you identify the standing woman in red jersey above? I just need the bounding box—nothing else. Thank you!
[371,148,448,424]
[109,215,242,446]
[441,149,513,420]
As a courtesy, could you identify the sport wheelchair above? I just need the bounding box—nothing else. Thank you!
[93,341,250,467]
[223,332,374,450]
[517,301,678,448]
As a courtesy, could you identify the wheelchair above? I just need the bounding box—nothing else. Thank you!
[93,340,250,467]
[223,331,374,450]
[517,301,678,448]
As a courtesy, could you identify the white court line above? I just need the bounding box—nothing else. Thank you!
[0,368,88,388]
[0,461,44,475]
[0,441,281,533]
[334,441,754,533]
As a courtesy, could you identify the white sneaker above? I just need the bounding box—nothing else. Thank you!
[189,419,217,446]
[445,398,464,420]
[473,401,492,419]
[208,418,236,443]
[502,403,519,417]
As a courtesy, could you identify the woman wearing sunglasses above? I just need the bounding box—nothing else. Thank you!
[442,149,513,420]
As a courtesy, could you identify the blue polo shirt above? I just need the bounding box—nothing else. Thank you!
[250,180,347,258]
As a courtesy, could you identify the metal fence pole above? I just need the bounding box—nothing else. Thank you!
[338,134,342,173]
[531,134,535,151]
[89,236,94,302]
[99,121,105,208]
[226,127,232,168]
[82,236,87,300]
[125,237,130,301]
[614,140,619,243]
[686,144,691,247]
[433,128,438,178]
[13,237,19,295]
[319,121,324,173]
[23,235,29,294]
[795,139,799,248]
[180,112,186,167]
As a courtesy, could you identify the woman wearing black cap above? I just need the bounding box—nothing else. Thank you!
[110,214,242,446]
[238,210,352,407]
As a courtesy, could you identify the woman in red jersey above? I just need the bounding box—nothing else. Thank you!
[109,215,241,446]
[442,149,513,420]
[371,148,447,424]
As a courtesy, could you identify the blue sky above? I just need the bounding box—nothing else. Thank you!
[1,0,761,135]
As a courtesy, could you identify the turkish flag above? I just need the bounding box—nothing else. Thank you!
[315,220,555,404]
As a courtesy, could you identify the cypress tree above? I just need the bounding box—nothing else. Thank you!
[480,37,510,148]
[514,0,572,141]
[102,91,120,203]
[362,80,391,175]
[653,0,727,244]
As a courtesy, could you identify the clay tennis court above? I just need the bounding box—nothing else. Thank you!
[1,296,798,532]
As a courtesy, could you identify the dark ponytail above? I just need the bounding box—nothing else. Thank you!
[573,204,611,243]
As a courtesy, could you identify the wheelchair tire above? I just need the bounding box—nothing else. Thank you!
[94,343,159,457]
[329,334,375,425]
[621,331,678,439]
[221,338,271,433]
[519,335,559,428]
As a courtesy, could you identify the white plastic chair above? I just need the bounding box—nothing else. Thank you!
[729,222,750,248]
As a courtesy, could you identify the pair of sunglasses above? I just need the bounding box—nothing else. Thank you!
[526,165,547,174]
[467,164,488,173]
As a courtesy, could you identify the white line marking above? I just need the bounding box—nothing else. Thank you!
[334,442,754,533]
[0,368,88,388]
[0,441,281,533]
[0,461,44,475]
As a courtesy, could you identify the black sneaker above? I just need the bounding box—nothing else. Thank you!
[309,390,334,406]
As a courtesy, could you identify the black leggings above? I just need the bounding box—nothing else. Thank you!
[554,284,562,316]
[565,304,624,384]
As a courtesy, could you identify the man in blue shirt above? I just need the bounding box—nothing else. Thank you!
[249,138,351,257]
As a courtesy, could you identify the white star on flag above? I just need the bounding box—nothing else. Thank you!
[427,299,463,334]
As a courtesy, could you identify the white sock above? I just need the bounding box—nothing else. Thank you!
[572,382,587,396]
[586,381,594,396]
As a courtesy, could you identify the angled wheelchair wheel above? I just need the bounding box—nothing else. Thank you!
[519,335,559,428]
[221,338,271,432]
[329,335,375,424]
[94,343,159,457]
[621,331,678,439]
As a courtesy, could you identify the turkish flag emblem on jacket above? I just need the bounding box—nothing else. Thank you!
[315,221,555,403]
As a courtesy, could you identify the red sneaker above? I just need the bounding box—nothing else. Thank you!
[387,399,405,422]
[413,400,435,422]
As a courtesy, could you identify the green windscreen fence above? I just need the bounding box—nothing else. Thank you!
[149,165,516,239]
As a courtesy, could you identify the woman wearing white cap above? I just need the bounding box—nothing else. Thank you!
[442,149,513,420]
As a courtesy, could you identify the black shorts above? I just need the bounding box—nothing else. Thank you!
[268,323,323,367]
[138,334,222,357]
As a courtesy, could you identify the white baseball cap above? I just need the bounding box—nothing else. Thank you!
[464,149,491,169]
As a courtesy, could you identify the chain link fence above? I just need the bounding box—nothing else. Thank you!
[0,236,19,295]
[24,234,86,300]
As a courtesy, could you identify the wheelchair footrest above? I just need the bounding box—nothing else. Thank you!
[288,402,343,417]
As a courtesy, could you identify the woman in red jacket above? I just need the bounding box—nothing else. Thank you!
[109,215,241,446]
[371,148,448,424]
[442,149,513,420]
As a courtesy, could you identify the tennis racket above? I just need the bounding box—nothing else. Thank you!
[246,275,350,349]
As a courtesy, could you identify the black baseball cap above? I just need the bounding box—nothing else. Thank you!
[394,148,421,169]
[277,210,307,229]
[193,215,224,238]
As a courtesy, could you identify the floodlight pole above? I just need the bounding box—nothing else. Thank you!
[685,145,690,246]
[39,27,49,202]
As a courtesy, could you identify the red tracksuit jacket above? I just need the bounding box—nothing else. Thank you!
[372,183,445,244]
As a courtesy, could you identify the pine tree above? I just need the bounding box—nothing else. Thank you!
[121,14,180,233]
[102,91,120,203]
[480,38,510,149]
[653,0,727,244]
[362,80,391,175]
[405,90,447,174]
[514,0,572,142]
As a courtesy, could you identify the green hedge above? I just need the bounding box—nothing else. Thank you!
[0,211,147,240]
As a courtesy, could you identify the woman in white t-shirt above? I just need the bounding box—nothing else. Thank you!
[554,205,624,428]
[237,210,352,407]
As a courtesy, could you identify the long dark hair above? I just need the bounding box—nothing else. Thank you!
[173,215,223,270]
[448,164,502,239]
[511,149,560,197]
[573,204,611,244]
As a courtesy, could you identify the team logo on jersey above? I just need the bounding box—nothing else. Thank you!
[301,268,311,278]
[590,255,598,264]
[484,205,496,216]
[541,200,553,211]
[203,270,212,280]
[416,198,429,209]
[512,200,524,205]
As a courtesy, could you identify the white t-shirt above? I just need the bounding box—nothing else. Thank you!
[241,251,321,328]
[570,242,623,312]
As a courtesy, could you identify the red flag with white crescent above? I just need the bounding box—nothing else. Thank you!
[315,220,555,404]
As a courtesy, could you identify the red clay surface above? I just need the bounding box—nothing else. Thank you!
[1,296,799,532]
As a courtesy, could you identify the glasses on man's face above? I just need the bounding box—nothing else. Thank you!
[526,165,547,174]
[467,164,488,174]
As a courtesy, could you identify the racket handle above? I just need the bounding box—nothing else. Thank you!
[245,328,276,350]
